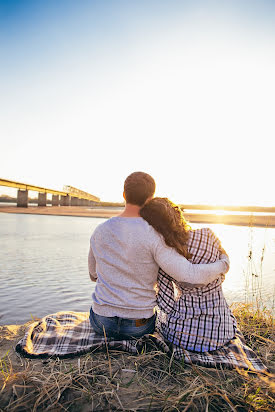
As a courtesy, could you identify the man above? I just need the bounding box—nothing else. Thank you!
[88,171,229,339]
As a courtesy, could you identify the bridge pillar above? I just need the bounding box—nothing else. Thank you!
[52,195,60,206]
[38,192,47,207]
[60,195,70,206]
[71,197,80,206]
[17,189,28,208]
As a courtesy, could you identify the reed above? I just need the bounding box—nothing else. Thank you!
[244,223,274,315]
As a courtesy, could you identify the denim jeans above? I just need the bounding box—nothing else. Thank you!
[89,307,156,340]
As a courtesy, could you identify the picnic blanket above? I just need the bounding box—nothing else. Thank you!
[16,311,269,373]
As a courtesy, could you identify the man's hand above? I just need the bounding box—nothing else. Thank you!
[89,271,97,282]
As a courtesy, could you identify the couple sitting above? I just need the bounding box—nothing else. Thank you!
[88,172,236,353]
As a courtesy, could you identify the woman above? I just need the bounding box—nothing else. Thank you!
[140,198,237,352]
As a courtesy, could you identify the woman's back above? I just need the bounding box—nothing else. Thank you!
[157,227,237,352]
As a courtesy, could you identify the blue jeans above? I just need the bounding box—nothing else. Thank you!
[89,307,156,340]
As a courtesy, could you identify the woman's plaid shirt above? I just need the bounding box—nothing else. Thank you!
[156,228,237,352]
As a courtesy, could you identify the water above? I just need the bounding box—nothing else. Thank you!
[0,213,274,325]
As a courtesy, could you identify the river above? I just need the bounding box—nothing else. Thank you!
[0,213,274,325]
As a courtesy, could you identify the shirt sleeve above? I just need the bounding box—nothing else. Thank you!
[152,234,229,285]
[88,244,97,282]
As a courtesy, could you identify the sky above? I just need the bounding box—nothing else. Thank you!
[0,0,274,205]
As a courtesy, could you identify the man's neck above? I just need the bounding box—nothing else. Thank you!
[119,203,141,217]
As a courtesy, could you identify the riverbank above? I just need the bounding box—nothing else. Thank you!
[0,304,274,411]
[1,205,275,227]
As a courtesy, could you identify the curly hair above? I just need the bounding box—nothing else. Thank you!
[140,197,192,259]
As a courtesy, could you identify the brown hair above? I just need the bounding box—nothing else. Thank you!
[140,197,192,259]
[124,172,156,206]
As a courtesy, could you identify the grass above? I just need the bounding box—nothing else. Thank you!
[0,303,274,411]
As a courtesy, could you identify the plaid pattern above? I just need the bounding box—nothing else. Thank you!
[16,312,139,357]
[156,228,237,352]
[15,311,269,373]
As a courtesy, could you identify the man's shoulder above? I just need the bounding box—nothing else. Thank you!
[91,217,158,237]
[91,217,117,237]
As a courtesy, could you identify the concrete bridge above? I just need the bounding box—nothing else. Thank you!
[0,178,100,208]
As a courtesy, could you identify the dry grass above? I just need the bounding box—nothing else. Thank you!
[233,304,274,350]
[0,304,274,411]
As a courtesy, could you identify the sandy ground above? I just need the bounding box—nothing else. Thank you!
[0,205,121,219]
[0,324,27,359]
[0,323,34,378]
[0,318,274,412]
[1,205,275,227]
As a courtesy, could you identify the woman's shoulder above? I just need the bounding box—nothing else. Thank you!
[189,227,214,234]
[188,227,216,242]
[187,227,221,263]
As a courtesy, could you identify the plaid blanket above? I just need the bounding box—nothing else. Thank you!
[16,311,269,373]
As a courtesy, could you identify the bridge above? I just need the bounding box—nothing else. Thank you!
[0,178,100,207]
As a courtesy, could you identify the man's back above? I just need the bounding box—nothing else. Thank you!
[90,216,161,319]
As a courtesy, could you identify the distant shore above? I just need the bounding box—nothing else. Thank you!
[1,204,275,227]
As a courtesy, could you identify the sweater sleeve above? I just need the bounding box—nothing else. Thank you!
[152,234,229,285]
[88,243,97,282]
